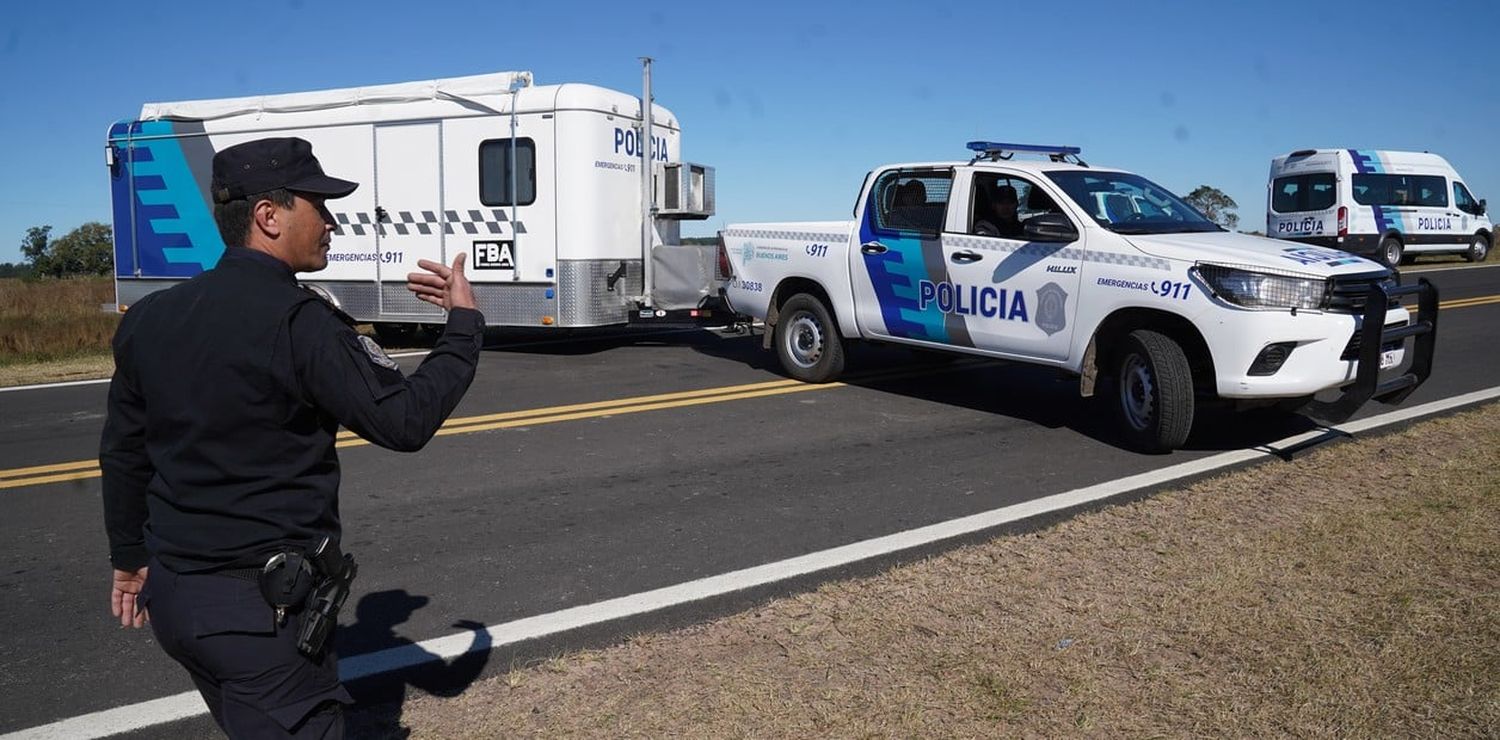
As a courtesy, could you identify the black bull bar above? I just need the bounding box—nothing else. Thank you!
[1306,277,1438,424]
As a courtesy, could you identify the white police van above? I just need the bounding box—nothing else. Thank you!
[106,61,719,341]
[722,142,1439,452]
[1268,149,1491,266]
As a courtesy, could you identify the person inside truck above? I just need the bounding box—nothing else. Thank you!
[975,182,1023,239]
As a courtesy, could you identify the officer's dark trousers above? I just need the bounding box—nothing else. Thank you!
[143,559,353,739]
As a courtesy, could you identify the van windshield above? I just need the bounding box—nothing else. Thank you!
[1272,173,1336,213]
[1045,171,1222,235]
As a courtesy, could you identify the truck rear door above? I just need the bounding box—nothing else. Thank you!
[850,168,960,343]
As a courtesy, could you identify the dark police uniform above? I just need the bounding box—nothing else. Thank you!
[100,138,484,738]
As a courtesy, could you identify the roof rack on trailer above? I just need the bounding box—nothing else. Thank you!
[966,141,1086,166]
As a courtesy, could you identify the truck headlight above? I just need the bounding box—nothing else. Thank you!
[1194,264,1328,310]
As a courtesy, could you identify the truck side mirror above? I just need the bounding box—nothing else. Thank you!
[1480,198,1487,216]
[1023,213,1079,243]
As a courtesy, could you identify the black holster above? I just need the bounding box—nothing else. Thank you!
[257,536,359,658]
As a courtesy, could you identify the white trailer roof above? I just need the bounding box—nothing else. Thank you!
[140,71,535,121]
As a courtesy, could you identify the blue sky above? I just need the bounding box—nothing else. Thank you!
[1,0,1496,263]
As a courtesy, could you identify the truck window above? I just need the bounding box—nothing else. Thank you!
[970,173,1060,237]
[1272,173,1336,213]
[872,170,951,235]
[479,138,537,206]
[1351,173,1447,208]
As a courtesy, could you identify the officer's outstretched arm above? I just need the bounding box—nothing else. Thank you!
[289,303,485,452]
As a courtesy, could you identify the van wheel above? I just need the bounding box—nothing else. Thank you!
[774,293,846,383]
[1465,234,1490,263]
[1378,236,1404,267]
[1113,329,1194,453]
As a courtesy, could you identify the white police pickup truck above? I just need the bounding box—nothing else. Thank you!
[720,142,1438,452]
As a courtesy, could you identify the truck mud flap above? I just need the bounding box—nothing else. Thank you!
[1305,277,1438,424]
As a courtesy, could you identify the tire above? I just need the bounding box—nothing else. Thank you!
[1112,329,1195,453]
[1465,233,1490,263]
[773,293,846,383]
[1378,235,1404,268]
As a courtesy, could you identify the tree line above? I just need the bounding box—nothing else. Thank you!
[4,222,113,279]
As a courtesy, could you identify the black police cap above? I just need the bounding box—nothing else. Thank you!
[211,137,358,204]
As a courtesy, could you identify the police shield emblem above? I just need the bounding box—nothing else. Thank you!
[357,335,400,371]
[1036,282,1068,336]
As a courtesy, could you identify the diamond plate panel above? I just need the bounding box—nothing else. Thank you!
[558,259,641,327]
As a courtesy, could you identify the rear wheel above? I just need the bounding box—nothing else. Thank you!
[1378,235,1404,267]
[1112,329,1195,453]
[774,293,846,383]
[1465,233,1490,263]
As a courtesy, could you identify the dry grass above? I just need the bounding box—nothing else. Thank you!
[383,403,1500,739]
[0,277,118,368]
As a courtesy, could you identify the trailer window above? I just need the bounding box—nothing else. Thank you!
[479,138,536,206]
[1351,173,1447,208]
[871,170,951,235]
[1271,173,1336,213]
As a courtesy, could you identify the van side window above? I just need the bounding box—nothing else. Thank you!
[1454,182,1480,215]
[479,138,537,207]
[872,170,951,235]
[1272,173,1336,213]
[1352,174,1447,208]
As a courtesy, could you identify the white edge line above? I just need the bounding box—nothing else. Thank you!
[9,385,1500,740]
[1402,261,1500,273]
[0,378,113,393]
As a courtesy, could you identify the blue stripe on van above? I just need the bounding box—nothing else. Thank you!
[1348,149,1384,174]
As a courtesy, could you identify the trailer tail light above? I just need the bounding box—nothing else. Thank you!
[716,232,733,280]
[1337,206,1348,237]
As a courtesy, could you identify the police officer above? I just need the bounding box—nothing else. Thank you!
[100,137,484,738]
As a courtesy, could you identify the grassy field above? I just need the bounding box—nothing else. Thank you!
[379,402,1500,739]
[0,277,118,370]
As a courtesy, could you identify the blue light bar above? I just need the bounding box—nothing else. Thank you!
[966,141,1082,156]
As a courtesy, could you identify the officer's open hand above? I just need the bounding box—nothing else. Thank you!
[407,253,477,312]
[111,567,149,628]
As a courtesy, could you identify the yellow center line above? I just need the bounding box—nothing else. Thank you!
[0,459,100,480]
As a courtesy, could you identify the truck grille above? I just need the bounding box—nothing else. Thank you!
[1326,272,1400,314]
[1341,320,1408,360]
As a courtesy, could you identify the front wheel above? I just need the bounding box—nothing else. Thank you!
[1112,329,1195,453]
[1465,233,1490,263]
[773,293,846,383]
[1378,235,1404,267]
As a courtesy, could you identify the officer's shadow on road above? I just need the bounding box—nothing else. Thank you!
[341,590,490,740]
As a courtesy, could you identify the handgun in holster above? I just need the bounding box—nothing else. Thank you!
[296,537,358,659]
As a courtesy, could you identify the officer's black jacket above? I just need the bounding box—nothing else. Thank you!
[100,247,484,573]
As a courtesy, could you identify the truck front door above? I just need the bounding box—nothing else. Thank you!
[943,170,1083,361]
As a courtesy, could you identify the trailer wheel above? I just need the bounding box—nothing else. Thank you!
[774,293,846,383]
[1112,329,1194,453]
[1378,235,1404,267]
[1465,233,1490,263]
[373,322,416,347]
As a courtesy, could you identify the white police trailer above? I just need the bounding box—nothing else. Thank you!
[1267,149,1491,266]
[106,61,718,340]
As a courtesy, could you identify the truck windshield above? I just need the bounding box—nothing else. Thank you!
[1046,171,1222,235]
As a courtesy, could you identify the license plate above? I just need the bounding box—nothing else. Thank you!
[1379,348,1403,370]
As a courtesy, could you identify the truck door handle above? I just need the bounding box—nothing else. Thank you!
[950,250,982,264]
[860,242,888,255]
[374,206,390,222]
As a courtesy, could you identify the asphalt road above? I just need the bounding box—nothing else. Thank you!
[1,263,1497,736]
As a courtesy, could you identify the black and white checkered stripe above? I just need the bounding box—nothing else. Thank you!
[945,234,1172,272]
[722,228,850,243]
[332,209,527,237]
